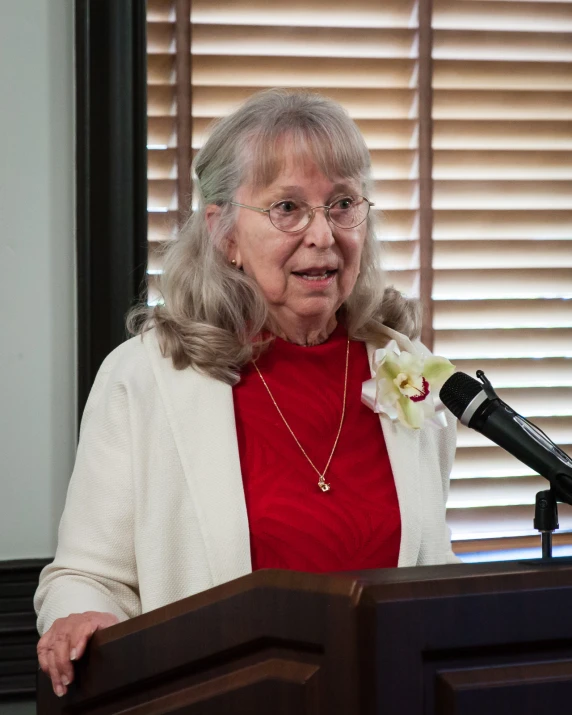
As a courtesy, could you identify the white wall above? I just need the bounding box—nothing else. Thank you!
[0,0,75,560]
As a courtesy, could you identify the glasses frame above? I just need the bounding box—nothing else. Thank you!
[229,196,374,233]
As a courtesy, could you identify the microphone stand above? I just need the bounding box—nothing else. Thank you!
[529,486,572,564]
[534,488,558,559]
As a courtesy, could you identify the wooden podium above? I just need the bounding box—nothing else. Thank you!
[37,560,572,714]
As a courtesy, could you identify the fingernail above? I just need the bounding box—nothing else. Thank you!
[70,649,77,661]
[62,675,70,686]
[56,685,64,697]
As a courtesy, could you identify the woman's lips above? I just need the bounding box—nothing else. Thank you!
[292,269,337,286]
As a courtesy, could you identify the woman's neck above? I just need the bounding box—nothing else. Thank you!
[270,314,338,347]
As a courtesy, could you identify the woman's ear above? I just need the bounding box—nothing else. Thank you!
[205,203,241,266]
[226,235,242,268]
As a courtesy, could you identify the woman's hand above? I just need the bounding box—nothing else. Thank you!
[37,611,119,697]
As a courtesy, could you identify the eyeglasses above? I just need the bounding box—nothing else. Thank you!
[229,195,374,233]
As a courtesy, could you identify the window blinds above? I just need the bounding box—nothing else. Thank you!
[145,0,572,556]
[431,0,572,554]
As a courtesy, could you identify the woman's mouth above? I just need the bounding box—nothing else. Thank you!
[292,269,337,282]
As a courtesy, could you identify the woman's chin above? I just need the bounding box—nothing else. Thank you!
[285,296,341,323]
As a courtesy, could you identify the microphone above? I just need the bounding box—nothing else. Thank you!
[439,371,572,504]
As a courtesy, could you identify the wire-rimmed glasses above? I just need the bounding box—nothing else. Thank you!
[229,196,374,233]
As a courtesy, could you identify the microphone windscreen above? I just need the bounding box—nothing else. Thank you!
[439,372,483,420]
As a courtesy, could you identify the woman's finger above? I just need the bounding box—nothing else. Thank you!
[51,630,74,691]
[46,647,66,698]
[37,636,51,675]
[69,620,95,663]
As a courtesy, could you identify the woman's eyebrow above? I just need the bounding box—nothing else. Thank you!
[266,183,357,199]
[270,185,304,196]
[331,182,357,194]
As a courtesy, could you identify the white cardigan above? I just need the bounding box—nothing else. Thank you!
[35,326,458,635]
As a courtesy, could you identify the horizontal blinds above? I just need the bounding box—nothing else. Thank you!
[146,0,423,299]
[188,0,422,297]
[432,0,572,551]
[147,0,178,303]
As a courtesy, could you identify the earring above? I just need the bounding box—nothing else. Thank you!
[231,259,237,266]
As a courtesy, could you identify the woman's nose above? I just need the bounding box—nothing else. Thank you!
[303,207,335,247]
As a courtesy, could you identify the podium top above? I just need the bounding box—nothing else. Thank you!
[96,558,572,644]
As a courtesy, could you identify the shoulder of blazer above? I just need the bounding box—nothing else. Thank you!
[81,331,175,426]
[95,329,204,391]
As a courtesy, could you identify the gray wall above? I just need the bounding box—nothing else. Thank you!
[0,0,76,561]
[2,702,38,715]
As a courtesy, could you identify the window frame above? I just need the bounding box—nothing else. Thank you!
[75,0,149,420]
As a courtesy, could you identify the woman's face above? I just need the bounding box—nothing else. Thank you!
[229,152,367,336]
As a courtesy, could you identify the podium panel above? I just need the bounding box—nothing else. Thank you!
[436,662,572,715]
[37,562,572,714]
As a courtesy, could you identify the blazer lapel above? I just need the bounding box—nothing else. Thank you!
[144,332,252,586]
[367,334,423,567]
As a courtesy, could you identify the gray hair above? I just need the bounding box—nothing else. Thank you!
[128,89,420,384]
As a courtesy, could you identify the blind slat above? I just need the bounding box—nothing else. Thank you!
[435,329,572,359]
[434,90,572,119]
[192,0,418,27]
[449,358,572,387]
[433,269,572,300]
[434,121,572,149]
[148,117,177,147]
[433,240,572,269]
[434,150,572,179]
[434,180,572,209]
[147,0,174,22]
[434,0,572,32]
[434,60,572,91]
[447,502,572,541]
[192,56,418,88]
[192,25,418,58]
[434,299,572,328]
[449,475,559,508]
[434,29,572,62]
[452,444,572,480]
[433,209,572,239]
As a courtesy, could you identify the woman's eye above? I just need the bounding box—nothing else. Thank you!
[334,197,355,210]
[275,200,298,213]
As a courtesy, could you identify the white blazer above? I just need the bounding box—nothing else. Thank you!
[35,326,458,635]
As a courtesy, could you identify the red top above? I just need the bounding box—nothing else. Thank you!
[232,323,401,573]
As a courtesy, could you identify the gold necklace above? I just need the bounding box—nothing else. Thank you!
[252,338,350,493]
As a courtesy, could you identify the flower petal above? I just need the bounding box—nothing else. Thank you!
[398,351,424,376]
[396,395,424,429]
[423,356,456,389]
[377,351,401,381]
[377,377,400,407]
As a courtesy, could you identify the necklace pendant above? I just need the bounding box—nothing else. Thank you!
[318,479,331,493]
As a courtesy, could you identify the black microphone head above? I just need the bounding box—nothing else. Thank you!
[439,372,483,420]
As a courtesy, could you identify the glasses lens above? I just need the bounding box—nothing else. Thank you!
[329,196,369,228]
[269,200,310,232]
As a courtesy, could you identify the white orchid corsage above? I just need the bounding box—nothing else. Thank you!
[362,340,455,429]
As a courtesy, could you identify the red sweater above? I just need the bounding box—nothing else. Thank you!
[232,323,401,572]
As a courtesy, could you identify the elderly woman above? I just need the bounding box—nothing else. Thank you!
[36,89,457,696]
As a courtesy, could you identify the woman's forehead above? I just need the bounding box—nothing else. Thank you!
[243,134,364,192]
